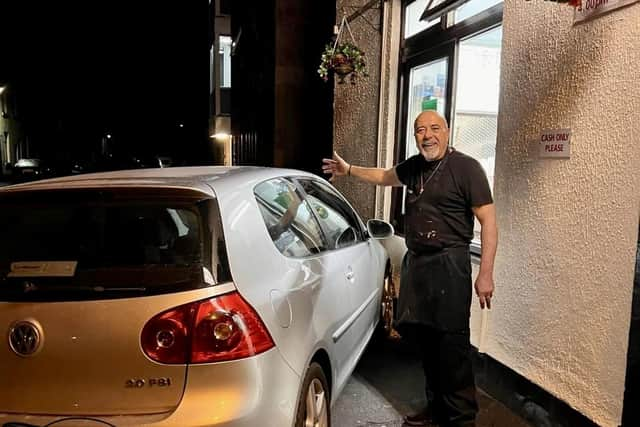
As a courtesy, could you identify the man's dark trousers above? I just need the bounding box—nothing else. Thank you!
[414,325,478,427]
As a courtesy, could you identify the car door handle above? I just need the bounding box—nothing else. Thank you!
[346,268,355,281]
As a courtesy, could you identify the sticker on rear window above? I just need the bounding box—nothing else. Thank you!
[8,261,78,277]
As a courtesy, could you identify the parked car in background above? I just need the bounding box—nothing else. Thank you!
[157,156,173,168]
[0,166,393,427]
[35,158,91,178]
[134,155,174,169]
[90,154,174,172]
[12,158,44,182]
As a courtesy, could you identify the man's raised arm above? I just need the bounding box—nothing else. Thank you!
[322,151,402,187]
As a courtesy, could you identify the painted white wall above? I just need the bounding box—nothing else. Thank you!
[488,1,640,426]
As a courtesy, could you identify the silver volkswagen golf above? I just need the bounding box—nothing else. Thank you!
[0,166,393,427]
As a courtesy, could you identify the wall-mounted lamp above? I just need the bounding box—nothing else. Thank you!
[0,86,6,95]
[210,132,230,140]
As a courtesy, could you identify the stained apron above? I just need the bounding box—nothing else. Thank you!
[395,247,472,334]
[394,152,473,334]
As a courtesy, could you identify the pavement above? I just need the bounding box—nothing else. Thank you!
[333,332,531,427]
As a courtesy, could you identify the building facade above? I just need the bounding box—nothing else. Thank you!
[331,1,640,426]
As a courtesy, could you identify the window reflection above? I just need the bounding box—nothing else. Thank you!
[254,178,326,257]
[454,0,502,23]
[452,26,502,243]
[404,0,441,38]
[406,58,448,159]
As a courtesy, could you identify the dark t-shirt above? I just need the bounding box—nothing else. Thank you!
[395,149,493,246]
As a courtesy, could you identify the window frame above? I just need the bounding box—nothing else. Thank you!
[392,1,503,254]
[420,0,473,23]
[403,0,446,40]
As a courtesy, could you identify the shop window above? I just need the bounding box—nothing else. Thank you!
[393,1,502,249]
[452,26,502,244]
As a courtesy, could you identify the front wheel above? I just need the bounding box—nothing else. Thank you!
[378,264,401,340]
[295,362,330,427]
[381,274,395,333]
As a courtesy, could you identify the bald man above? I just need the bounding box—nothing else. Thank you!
[323,110,497,427]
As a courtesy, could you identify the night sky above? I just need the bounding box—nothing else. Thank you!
[0,1,211,165]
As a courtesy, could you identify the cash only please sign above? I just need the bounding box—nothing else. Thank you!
[539,129,571,158]
[574,0,639,23]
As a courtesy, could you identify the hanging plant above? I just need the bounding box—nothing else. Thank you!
[317,16,368,85]
[318,42,367,84]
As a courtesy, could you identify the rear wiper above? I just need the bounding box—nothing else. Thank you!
[11,285,148,293]
[91,286,147,292]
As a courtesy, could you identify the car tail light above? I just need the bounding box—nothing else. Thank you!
[141,305,191,364]
[141,292,275,364]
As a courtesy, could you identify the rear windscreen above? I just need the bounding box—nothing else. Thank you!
[0,189,230,301]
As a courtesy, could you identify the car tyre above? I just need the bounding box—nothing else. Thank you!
[381,273,394,332]
[376,263,401,341]
[295,362,330,427]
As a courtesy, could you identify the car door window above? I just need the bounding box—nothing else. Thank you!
[297,179,364,250]
[254,178,326,257]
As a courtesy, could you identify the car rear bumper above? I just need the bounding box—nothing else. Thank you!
[0,348,301,427]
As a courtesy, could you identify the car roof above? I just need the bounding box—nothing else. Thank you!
[0,166,320,197]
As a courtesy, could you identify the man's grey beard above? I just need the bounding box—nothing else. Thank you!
[421,144,448,162]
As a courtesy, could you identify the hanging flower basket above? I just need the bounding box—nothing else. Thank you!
[318,42,367,84]
[317,16,368,85]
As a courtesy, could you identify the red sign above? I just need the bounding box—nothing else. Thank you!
[574,0,639,22]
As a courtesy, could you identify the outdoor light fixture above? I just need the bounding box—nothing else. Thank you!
[106,134,112,139]
[0,86,5,95]
[210,133,230,140]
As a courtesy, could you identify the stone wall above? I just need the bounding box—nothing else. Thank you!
[332,0,383,221]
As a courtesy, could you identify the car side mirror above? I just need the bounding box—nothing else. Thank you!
[366,219,394,239]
